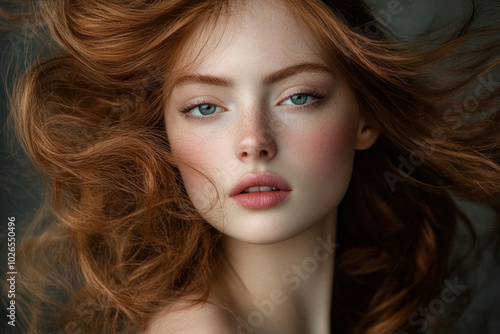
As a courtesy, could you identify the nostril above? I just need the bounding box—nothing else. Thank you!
[237,137,277,161]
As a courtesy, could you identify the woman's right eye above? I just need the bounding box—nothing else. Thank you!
[180,102,224,119]
[192,104,221,116]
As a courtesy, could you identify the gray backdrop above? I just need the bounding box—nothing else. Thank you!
[0,0,498,333]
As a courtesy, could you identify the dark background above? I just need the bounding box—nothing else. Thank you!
[1,0,499,333]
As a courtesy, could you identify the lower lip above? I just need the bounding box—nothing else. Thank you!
[231,190,291,209]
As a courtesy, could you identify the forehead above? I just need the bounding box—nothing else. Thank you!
[171,0,329,79]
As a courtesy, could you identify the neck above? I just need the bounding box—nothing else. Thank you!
[214,211,338,334]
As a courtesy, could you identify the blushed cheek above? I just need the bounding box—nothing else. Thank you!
[173,137,205,167]
[169,133,225,210]
[292,116,359,212]
[294,115,359,178]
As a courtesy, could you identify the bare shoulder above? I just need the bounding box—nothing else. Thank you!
[143,298,237,334]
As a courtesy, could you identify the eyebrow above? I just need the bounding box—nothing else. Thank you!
[174,62,333,88]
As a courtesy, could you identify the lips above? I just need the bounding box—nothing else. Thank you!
[230,172,292,197]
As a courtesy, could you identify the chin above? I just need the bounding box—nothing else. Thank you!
[193,190,340,245]
[210,210,324,245]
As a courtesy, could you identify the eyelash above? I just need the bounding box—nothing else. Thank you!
[282,89,324,109]
[178,99,220,122]
[178,89,324,122]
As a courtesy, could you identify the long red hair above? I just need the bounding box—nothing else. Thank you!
[1,0,499,333]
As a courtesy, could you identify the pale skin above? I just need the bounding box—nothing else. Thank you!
[146,0,379,333]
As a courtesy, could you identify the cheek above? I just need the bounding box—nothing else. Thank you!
[284,110,359,212]
[166,111,220,174]
[167,127,226,210]
[290,113,359,177]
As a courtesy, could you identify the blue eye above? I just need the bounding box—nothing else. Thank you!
[181,103,223,117]
[193,104,219,116]
[289,94,309,105]
[281,93,321,106]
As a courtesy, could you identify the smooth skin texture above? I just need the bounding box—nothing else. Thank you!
[158,0,380,333]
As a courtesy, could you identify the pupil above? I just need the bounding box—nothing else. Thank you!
[199,104,215,115]
[292,95,307,105]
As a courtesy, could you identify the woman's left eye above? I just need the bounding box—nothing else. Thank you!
[281,93,321,106]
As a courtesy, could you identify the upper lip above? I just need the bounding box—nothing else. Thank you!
[230,172,292,197]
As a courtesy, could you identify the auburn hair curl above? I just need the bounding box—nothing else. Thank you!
[1,0,499,333]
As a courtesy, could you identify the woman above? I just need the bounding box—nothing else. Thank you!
[2,0,499,333]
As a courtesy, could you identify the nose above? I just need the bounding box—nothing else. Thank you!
[236,106,277,162]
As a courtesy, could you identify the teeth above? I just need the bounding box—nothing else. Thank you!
[243,186,280,193]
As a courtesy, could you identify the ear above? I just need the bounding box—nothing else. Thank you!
[355,115,380,150]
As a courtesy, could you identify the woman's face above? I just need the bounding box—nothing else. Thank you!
[164,0,378,244]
